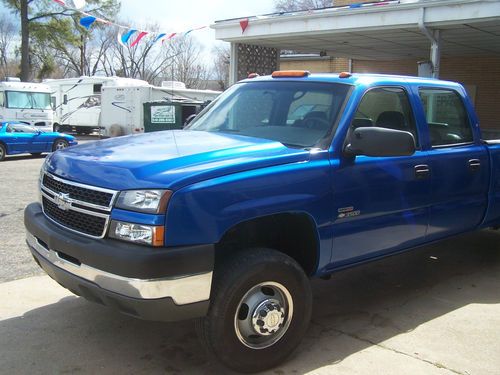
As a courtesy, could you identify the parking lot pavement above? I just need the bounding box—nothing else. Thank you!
[1,230,499,374]
[0,135,99,282]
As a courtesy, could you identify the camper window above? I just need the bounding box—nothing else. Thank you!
[93,84,102,94]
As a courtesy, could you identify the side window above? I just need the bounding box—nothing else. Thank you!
[419,88,473,146]
[0,92,4,107]
[93,84,102,94]
[352,87,418,145]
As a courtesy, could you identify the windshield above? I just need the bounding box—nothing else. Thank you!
[6,91,52,110]
[187,81,350,148]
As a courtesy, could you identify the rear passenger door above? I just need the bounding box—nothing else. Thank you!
[418,87,489,238]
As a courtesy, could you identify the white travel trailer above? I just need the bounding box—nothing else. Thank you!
[161,81,222,102]
[44,76,148,134]
[0,81,54,131]
[100,82,220,137]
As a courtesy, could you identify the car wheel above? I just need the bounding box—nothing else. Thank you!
[52,139,69,152]
[196,248,312,373]
[0,143,6,161]
[53,124,61,133]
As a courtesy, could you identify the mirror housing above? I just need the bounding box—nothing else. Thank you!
[345,127,416,157]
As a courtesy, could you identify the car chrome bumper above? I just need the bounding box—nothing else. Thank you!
[27,232,212,305]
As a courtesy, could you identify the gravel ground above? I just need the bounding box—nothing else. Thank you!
[0,154,46,282]
[0,136,98,282]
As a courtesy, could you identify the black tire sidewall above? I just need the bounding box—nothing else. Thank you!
[52,139,68,152]
[205,250,312,373]
[0,144,5,161]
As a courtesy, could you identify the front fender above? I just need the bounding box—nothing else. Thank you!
[164,157,334,271]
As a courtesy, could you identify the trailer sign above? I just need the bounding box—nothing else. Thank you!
[151,105,175,123]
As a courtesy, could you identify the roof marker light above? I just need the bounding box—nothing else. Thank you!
[272,70,310,78]
[248,73,260,79]
[339,72,352,78]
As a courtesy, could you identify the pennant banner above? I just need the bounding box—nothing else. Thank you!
[52,0,210,48]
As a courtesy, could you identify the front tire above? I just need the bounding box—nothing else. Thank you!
[52,139,69,152]
[197,248,312,373]
[0,143,6,161]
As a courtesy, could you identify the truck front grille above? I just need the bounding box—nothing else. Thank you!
[42,174,114,208]
[40,173,117,238]
[42,197,107,237]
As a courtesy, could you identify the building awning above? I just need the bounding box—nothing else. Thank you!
[212,0,500,60]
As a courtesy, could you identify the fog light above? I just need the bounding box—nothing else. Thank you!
[110,221,164,247]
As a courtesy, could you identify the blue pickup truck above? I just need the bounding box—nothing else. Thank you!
[24,72,500,372]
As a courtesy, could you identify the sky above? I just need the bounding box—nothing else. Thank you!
[119,0,276,54]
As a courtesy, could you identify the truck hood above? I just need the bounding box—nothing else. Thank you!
[45,130,311,191]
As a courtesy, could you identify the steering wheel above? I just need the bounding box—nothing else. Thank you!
[303,117,331,130]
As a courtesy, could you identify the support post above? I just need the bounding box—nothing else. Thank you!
[430,29,441,78]
[418,7,441,79]
[229,42,239,86]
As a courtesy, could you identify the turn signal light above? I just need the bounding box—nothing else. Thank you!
[272,70,310,78]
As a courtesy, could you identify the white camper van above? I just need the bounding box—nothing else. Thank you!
[0,81,54,131]
[100,82,220,137]
[44,76,147,134]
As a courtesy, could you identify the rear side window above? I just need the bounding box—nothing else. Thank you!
[419,88,473,146]
[352,87,419,145]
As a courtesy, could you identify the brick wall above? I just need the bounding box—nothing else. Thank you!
[280,57,349,72]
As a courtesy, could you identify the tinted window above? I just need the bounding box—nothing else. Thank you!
[419,88,473,146]
[188,82,350,148]
[10,124,38,133]
[352,87,418,145]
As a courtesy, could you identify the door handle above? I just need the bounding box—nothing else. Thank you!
[468,159,481,172]
[414,164,430,179]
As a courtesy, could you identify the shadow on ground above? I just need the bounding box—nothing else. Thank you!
[1,230,500,374]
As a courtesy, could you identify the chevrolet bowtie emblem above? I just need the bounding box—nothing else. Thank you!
[54,192,72,211]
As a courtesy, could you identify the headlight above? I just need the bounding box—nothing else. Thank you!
[115,190,172,214]
[109,220,164,246]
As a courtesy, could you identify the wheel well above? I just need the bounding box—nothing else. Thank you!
[0,140,6,151]
[216,213,319,276]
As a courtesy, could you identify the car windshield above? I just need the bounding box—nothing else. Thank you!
[6,91,52,110]
[187,81,350,148]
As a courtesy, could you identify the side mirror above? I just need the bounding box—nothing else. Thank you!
[345,127,416,157]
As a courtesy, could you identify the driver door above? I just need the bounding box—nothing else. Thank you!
[331,86,431,265]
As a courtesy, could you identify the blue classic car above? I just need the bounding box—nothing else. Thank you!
[0,122,77,161]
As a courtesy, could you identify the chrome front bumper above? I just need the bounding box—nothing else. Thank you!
[26,232,212,305]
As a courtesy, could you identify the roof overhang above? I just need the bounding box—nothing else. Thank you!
[212,0,500,60]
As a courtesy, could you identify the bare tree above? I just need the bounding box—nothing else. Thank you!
[275,0,332,12]
[212,43,230,90]
[165,36,210,89]
[0,14,18,78]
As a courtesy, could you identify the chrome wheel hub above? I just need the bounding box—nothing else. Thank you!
[251,300,285,335]
[234,281,293,349]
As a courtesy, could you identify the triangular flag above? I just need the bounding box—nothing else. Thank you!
[53,0,66,5]
[240,19,249,33]
[120,29,137,45]
[130,31,148,47]
[79,16,96,30]
[153,33,166,44]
